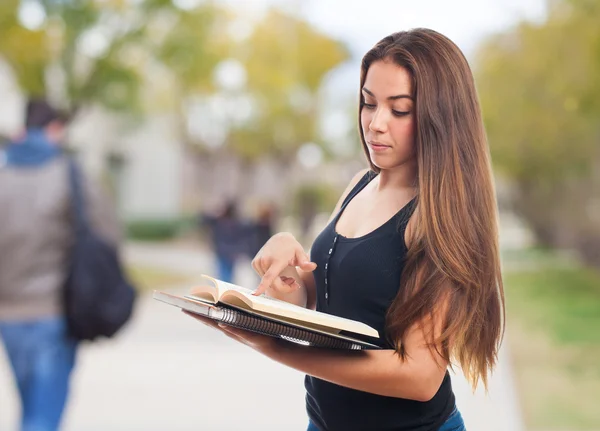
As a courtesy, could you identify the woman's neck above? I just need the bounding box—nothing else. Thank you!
[375,161,418,192]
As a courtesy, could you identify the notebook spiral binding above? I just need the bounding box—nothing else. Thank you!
[218,307,365,350]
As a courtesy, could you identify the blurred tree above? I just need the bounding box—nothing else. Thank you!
[184,8,349,211]
[0,2,350,220]
[476,0,600,267]
[228,9,349,161]
[0,0,137,112]
[0,0,227,116]
[0,2,346,155]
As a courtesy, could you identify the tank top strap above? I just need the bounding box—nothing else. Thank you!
[340,170,376,208]
[396,195,418,229]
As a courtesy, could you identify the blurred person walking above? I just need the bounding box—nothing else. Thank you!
[245,203,277,285]
[199,200,249,283]
[0,99,121,431]
[297,191,318,246]
[249,203,276,259]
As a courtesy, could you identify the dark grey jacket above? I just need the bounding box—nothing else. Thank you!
[0,157,121,321]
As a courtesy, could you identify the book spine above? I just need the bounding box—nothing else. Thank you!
[218,308,364,350]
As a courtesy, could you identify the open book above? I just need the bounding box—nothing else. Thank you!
[153,275,381,350]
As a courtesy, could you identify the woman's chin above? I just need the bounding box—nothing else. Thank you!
[369,154,394,170]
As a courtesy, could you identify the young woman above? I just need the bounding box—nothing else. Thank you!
[188,28,505,431]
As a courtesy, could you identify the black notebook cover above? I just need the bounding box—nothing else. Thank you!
[153,291,382,350]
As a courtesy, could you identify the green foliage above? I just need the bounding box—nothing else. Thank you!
[152,4,226,94]
[476,1,600,183]
[127,263,194,291]
[228,9,349,160]
[126,218,184,241]
[475,0,600,261]
[291,183,339,216]
[0,1,135,110]
[0,0,47,96]
[0,2,348,166]
[504,261,600,429]
[506,268,600,345]
[0,0,227,113]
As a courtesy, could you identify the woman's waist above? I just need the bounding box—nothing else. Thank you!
[305,373,455,429]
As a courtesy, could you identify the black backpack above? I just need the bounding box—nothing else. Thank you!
[64,159,136,341]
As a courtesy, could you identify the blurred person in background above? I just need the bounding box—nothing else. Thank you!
[246,202,277,285]
[249,202,276,259]
[199,200,249,283]
[298,192,318,246]
[187,28,505,431]
[0,98,121,431]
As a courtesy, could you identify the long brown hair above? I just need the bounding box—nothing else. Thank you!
[358,29,505,389]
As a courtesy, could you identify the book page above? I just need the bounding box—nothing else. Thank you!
[246,294,378,337]
[211,278,379,338]
[211,277,257,298]
[188,275,220,304]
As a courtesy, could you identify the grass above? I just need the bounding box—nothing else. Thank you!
[126,264,195,292]
[504,259,600,430]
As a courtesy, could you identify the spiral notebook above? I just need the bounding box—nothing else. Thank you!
[153,275,382,350]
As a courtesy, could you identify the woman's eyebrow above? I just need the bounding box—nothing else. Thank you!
[362,87,413,101]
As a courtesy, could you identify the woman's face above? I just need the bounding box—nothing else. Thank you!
[360,60,416,171]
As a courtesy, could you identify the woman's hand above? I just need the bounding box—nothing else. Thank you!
[183,311,277,354]
[251,232,316,297]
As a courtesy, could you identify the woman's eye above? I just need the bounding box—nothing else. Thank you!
[392,110,410,117]
[363,103,376,109]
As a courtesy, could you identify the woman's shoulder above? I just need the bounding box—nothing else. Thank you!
[326,168,372,224]
[341,168,374,200]
[346,168,373,194]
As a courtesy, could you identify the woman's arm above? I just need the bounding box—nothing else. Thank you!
[274,303,449,401]
[190,305,448,401]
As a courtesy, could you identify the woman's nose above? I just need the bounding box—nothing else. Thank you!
[369,109,388,133]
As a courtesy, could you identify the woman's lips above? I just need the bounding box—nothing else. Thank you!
[368,141,391,152]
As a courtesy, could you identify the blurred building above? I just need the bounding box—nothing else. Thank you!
[68,109,184,221]
[0,60,22,139]
[0,58,183,221]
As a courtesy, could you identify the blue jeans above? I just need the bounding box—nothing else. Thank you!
[0,317,78,431]
[216,255,235,283]
[307,406,466,431]
[438,407,466,431]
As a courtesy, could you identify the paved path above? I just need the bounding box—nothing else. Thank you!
[0,242,525,430]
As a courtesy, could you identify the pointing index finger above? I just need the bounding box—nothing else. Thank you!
[252,260,288,296]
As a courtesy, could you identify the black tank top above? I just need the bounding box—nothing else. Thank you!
[304,171,455,431]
